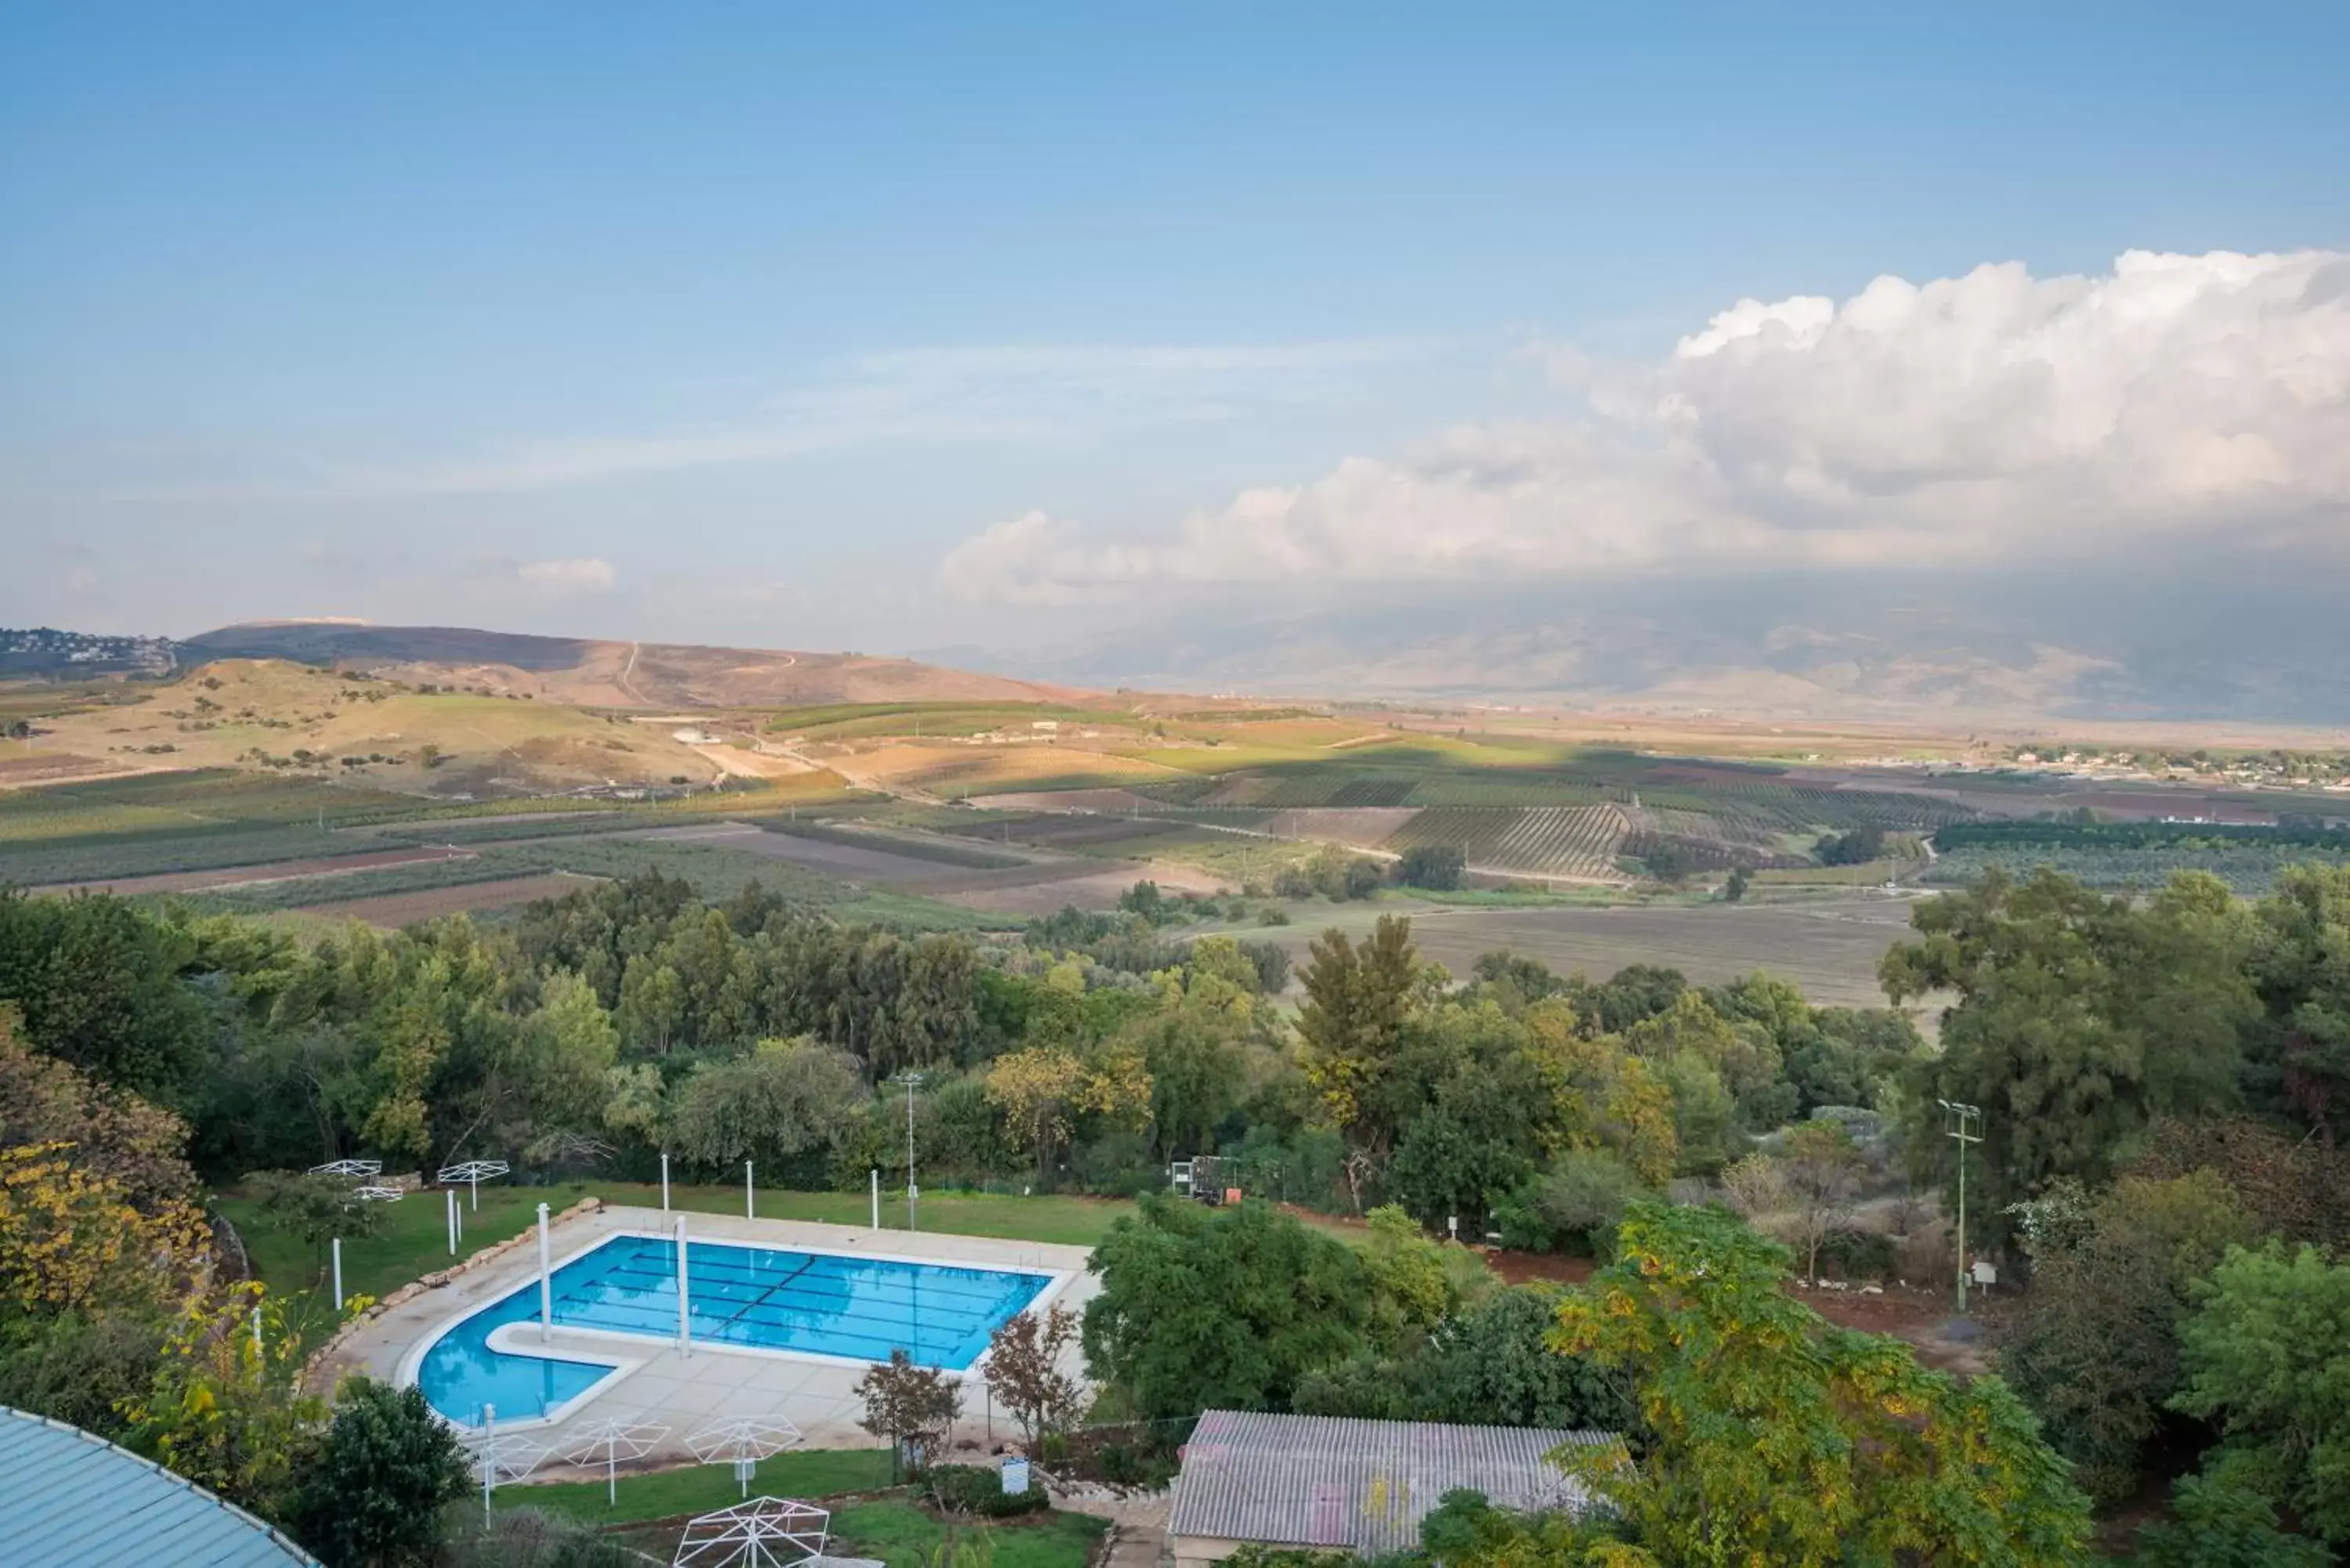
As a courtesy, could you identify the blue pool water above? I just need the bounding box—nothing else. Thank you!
[415,1234,1051,1427]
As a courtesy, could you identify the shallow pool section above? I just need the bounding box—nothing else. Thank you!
[415,1234,1052,1428]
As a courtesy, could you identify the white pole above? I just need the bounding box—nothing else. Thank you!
[675,1215,690,1359]
[870,1168,880,1231]
[537,1202,552,1343]
[745,1159,754,1219]
[608,1443,617,1507]
[481,1404,496,1523]
[457,1194,464,1247]
[332,1237,343,1311]
[250,1306,262,1358]
[661,1150,671,1212]
[446,1188,457,1256]
[471,1172,480,1212]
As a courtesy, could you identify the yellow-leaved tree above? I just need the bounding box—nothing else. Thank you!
[0,1142,210,1319]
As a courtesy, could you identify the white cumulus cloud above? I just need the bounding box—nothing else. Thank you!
[463,556,620,601]
[517,557,618,596]
[939,248,2350,602]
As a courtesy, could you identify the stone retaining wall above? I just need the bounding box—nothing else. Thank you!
[300,1193,604,1396]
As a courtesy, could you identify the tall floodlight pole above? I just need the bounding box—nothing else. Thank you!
[332,1237,343,1311]
[661,1150,671,1212]
[745,1160,754,1219]
[537,1203,552,1343]
[446,1188,458,1256]
[675,1214,691,1359]
[895,1071,924,1231]
[480,1405,496,1524]
[1940,1100,1983,1313]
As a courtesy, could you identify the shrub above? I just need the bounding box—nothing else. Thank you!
[1814,1227,1897,1282]
[1493,1150,1648,1257]
[927,1462,1050,1517]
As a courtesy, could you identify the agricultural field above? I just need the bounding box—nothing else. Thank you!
[1386,803,1632,880]
[286,873,599,927]
[1255,894,1925,1011]
[27,843,475,898]
[1924,840,2350,895]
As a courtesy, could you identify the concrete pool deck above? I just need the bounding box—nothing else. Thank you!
[326,1202,1100,1466]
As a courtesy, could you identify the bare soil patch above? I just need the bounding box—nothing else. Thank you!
[0,752,115,786]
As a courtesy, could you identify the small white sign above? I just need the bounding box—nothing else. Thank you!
[1002,1458,1031,1495]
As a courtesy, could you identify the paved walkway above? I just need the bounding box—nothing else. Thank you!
[331,1203,1097,1468]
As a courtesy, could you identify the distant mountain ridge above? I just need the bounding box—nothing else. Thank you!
[178,621,1086,709]
[971,567,2350,725]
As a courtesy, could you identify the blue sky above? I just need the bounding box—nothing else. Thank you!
[4,2,2345,659]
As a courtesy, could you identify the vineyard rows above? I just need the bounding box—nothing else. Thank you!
[1386,804,1630,879]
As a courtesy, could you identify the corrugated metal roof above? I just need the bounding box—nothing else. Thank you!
[1169,1411,1612,1557]
[0,1405,320,1567]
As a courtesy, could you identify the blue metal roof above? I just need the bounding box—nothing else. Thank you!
[0,1404,320,1566]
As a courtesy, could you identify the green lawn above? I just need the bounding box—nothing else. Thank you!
[217,1181,595,1341]
[498,1447,896,1523]
[497,1456,1106,1568]
[832,1498,1108,1568]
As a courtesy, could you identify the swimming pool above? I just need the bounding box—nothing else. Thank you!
[414,1234,1053,1427]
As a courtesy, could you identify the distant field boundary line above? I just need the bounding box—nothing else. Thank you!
[27,844,479,897]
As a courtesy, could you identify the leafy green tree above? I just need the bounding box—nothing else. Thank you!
[244,1169,385,1277]
[513,970,620,1134]
[614,958,688,1056]
[1547,1203,2092,1566]
[1296,916,1424,1207]
[1817,826,1885,865]
[667,1038,862,1174]
[2244,863,2350,1141]
[0,1006,198,1210]
[289,1378,470,1567]
[2171,1241,2350,1541]
[0,891,212,1101]
[1296,1284,1635,1433]
[1884,869,2254,1246]
[1082,1196,1377,1420]
[121,1283,324,1521]
[981,1305,1083,1456]
[1130,1005,1246,1161]
[855,1348,964,1475]
[1493,1147,1649,1257]
[2130,1467,2330,1568]
[1386,1108,1531,1234]
[1396,844,1466,891]
[2001,1170,2257,1502]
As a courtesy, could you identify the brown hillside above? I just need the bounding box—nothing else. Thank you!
[182,623,1090,709]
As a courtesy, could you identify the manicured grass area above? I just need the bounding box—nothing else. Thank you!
[593,1182,1137,1248]
[498,1447,896,1523]
[500,1456,1106,1568]
[216,1180,595,1342]
[832,1498,1108,1568]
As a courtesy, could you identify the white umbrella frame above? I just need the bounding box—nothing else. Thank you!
[685,1417,805,1498]
[561,1418,672,1507]
[672,1497,831,1568]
